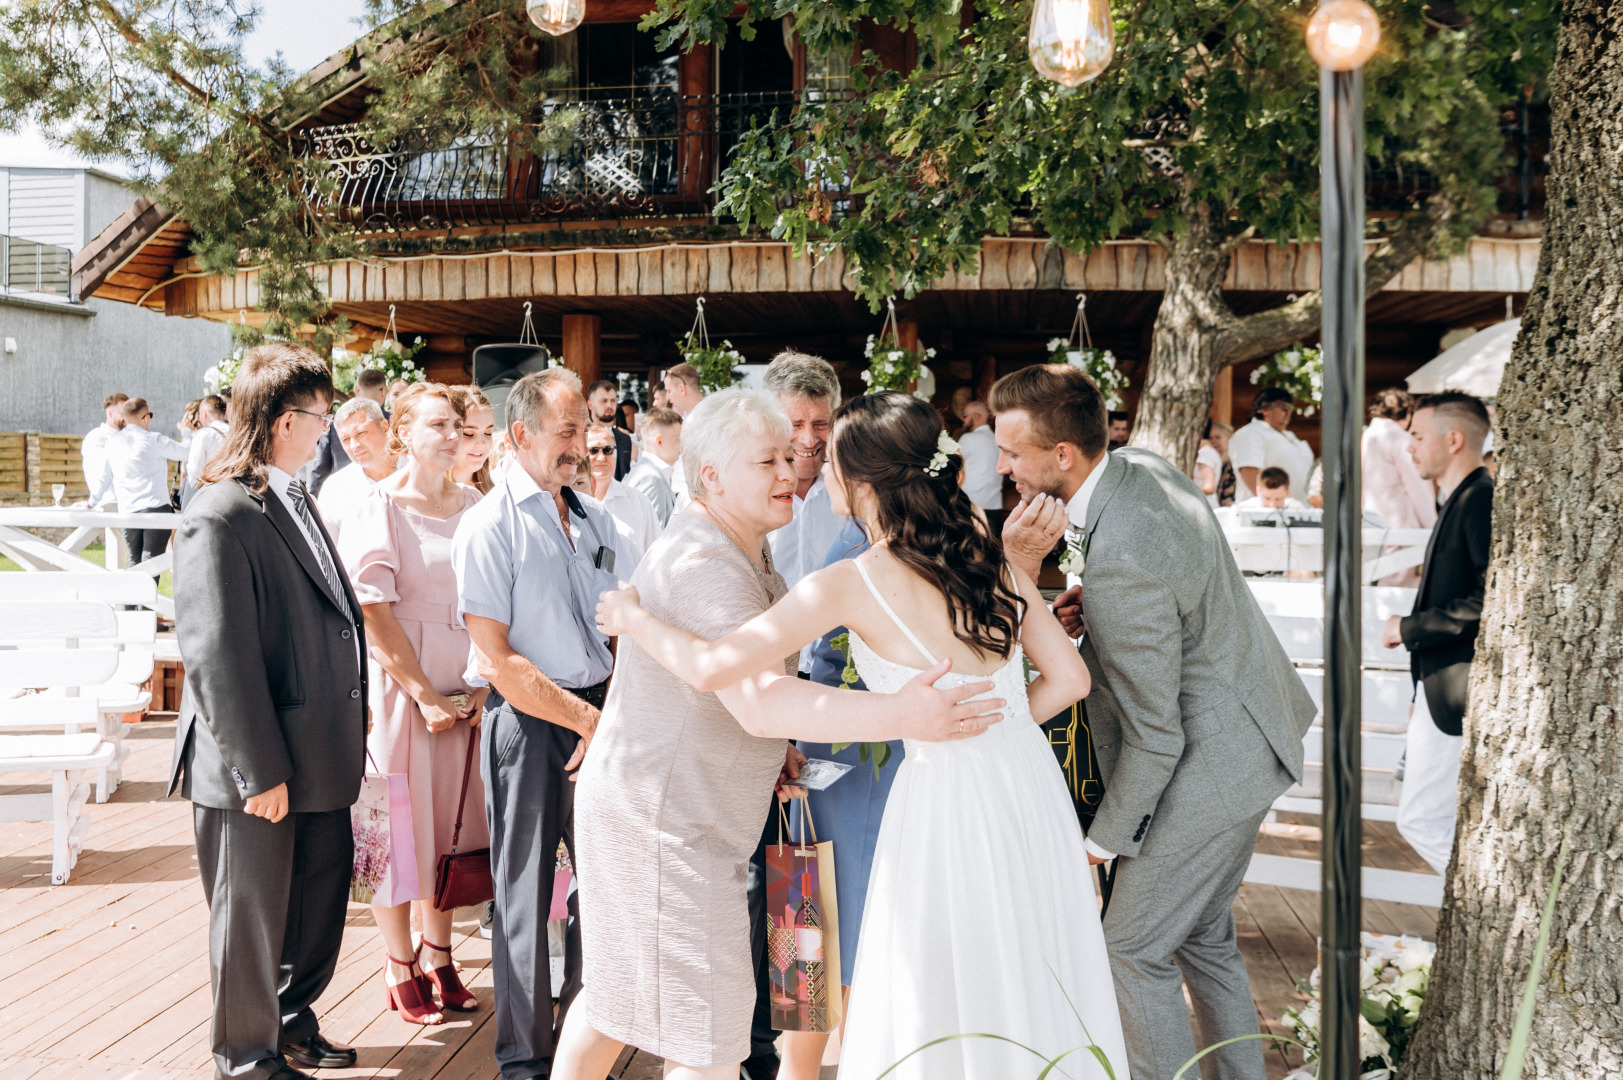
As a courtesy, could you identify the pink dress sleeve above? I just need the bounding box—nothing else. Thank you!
[338,488,401,606]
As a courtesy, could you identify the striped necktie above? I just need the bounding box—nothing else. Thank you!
[287,480,354,623]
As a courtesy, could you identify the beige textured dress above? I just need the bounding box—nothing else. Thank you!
[574,509,794,1067]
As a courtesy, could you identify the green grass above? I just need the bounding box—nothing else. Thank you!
[0,542,173,597]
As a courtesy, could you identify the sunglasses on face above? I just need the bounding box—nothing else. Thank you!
[587,446,616,457]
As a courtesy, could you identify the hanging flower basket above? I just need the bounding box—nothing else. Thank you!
[358,304,427,385]
[204,348,246,393]
[680,297,745,393]
[1251,344,1325,417]
[862,298,935,398]
[1047,294,1129,411]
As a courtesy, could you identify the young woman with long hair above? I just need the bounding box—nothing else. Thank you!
[595,391,1127,1080]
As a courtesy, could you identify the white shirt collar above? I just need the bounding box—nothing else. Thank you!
[503,461,548,505]
[1065,451,1110,531]
[266,465,299,499]
[795,471,826,508]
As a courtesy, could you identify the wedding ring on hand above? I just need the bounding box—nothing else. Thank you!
[958,719,966,733]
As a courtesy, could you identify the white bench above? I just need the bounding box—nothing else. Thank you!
[0,583,157,801]
[1242,579,1442,906]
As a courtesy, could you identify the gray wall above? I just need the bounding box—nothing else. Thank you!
[0,296,232,437]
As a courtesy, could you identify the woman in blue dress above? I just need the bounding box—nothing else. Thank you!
[781,516,906,1080]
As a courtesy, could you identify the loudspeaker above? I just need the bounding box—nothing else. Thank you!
[470,343,552,427]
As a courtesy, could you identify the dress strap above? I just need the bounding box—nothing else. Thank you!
[853,557,938,667]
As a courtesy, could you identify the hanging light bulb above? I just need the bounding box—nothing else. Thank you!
[1305,0,1381,71]
[527,0,584,37]
[1028,0,1115,87]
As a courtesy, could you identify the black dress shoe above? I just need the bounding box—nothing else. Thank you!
[281,1032,357,1069]
[265,1066,312,1080]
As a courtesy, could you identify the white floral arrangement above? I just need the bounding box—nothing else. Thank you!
[1058,530,1088,579]
[1282,932,1435,1079]
[923,430,960,477]
[1047,338,1129,411]
[1251,345,1325,418]
[861,334,936,398]
[204,348,246,393]
[360,336,427,385]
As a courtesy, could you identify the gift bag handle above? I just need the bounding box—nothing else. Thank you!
[448,726,479,856]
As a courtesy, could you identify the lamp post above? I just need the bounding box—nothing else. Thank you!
[1307,2,1379,1078]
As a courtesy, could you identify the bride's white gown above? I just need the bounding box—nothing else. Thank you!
[837,561,1129,1080]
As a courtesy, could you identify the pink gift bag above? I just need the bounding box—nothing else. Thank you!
[351,764,418,906]
[550,841,572,921]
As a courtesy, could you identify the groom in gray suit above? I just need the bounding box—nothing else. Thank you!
[992,364,1316,1080]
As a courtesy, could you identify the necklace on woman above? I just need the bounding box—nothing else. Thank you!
[706,505,773,577]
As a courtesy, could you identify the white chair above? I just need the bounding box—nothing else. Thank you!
[0,590,153,800]
[0,608,123,886]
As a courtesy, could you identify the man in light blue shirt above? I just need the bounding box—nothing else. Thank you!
[453,368,622,1080]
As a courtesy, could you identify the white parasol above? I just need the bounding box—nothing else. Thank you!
[1405,317,1519,398]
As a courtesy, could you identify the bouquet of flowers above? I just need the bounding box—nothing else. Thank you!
[1251,345,1325,417]
[204,348,246,393]
[1282,932,1435,1079]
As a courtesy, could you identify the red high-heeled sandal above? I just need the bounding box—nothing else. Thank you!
[417,939,478,1011]
[383,954,444,1025]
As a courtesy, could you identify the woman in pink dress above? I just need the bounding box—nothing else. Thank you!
[339,382,488,1025]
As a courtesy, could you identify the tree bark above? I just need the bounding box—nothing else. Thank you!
[1129,196,1452,473]
[1406,3,1623,1076]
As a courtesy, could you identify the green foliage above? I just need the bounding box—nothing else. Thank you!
[652,0,1555,308]
[828,631,892,780]
[1046,340,1129,411]
[0,1,573,347]
[678,334,747,393]
[860,333,933,393]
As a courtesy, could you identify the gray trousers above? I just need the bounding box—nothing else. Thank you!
[484,698,583,1080]
[193,804,352,1080]
[1103,809,1270,1080]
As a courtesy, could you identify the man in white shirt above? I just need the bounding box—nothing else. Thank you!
[317,397,399,543]
[82,391,129,508]
[584,422,660,575]
[661,362,705,417]
[1233,467,1310,512]
[109,397,188,563]
[956,400,1004,513]
[182,395,230,509]
[1227,386,1315,502]
[624,407,682,527]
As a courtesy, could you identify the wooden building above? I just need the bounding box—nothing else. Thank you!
[70,4,1544,448]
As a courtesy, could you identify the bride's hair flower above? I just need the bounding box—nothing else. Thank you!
[923,430,960,477]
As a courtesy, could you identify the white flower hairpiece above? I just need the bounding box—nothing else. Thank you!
[923,430,960,477]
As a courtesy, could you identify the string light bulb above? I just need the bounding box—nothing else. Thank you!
[1305,0,1381,71]
[1028,0,1115,87]
[527,0,584,37]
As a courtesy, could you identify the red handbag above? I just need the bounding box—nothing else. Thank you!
[433,725,494,912]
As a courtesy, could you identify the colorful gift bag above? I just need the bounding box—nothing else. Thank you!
[350,766,418,906]
[765,798,842,1033]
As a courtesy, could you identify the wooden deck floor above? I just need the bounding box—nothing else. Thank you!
[1,721,1437,1080]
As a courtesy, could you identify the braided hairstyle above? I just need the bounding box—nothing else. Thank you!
[831,392,1025,659]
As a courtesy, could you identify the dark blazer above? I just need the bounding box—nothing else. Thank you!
[1400,466,1493,737]
[612,426,634,482]
[167,475,369,813]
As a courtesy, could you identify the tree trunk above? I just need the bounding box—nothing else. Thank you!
[1131,201,1236,474]
[1405,3,1623,1076]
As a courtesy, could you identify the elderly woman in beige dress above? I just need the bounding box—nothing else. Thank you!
[551,389,1009,1080]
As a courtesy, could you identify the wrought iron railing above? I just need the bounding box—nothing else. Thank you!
[295,92,1546,235]
[2,234,74,298]
[296,91,815,233]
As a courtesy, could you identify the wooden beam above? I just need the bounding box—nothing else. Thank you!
[1212,366,1233,428]
[562,314,603,387]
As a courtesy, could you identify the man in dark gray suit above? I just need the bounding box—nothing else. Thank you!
[169,343,369,1080]
[994,364,1317,1080]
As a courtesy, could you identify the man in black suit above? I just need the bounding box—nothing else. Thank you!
[587,379,635,480]
[169,343,369,1080]
[1381,390,1494,875]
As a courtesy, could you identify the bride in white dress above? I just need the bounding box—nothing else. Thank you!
[597,392,1127,1080]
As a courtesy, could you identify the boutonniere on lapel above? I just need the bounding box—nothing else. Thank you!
[1058,528,1089,579]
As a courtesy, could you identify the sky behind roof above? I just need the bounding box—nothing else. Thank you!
[0,0,372,174]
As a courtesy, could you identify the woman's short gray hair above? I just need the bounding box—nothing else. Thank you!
[683,387,792,497]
